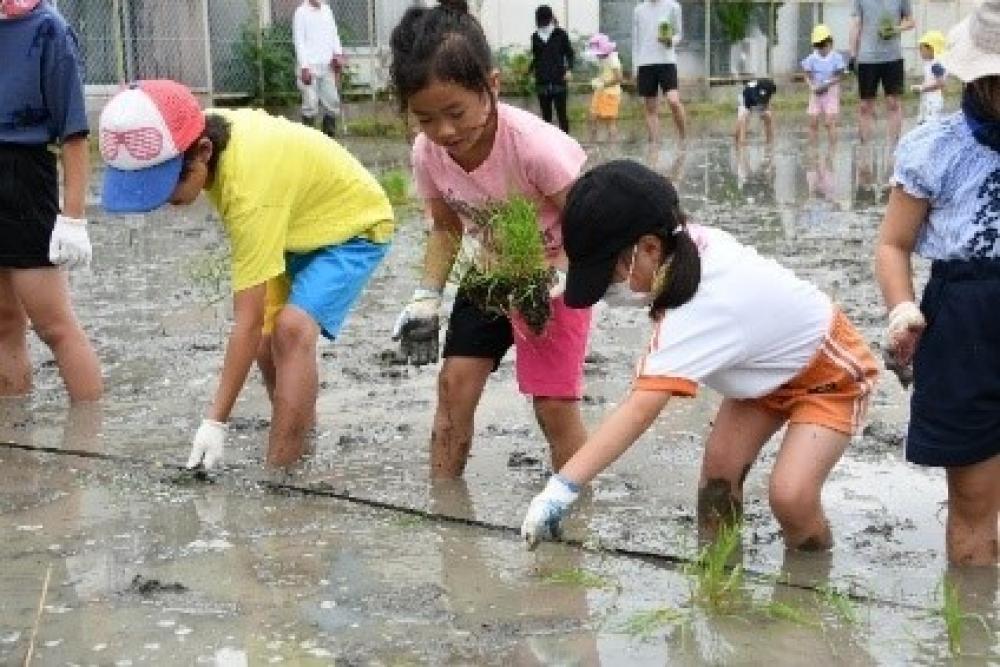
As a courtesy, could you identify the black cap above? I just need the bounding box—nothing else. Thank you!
[562,160,681,308]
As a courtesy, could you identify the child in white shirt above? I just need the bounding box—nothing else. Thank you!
[911,30,947,124]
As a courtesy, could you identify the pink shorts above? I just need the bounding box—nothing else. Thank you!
[443,293,592,399]
[807,85,840,116]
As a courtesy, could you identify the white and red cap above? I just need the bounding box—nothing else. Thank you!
[0,0,41,19]
[100,80,205,213]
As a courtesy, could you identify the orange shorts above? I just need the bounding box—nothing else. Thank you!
[750,310,879,435]
[590,90,621,120]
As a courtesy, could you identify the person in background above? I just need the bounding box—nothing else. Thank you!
[802,25,846,147]
[529,5,575,134]
[849,0,914,146]
[912,30,948,124]
[293,0,344,137]
[587,33,623,143]
[633,0,687,144]
[875,0,1000,566]
[734,78,777,146]
[0,0,102,402]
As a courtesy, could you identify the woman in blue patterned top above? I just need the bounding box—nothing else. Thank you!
[0,0,101,401]
[875,0,1000,566]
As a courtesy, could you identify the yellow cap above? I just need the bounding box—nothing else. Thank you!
[811,24,832,45]
[918,30,946,57]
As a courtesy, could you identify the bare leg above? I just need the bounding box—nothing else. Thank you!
[533,397,587,471]
[698,399,785,541]
[734,114,748,146]
[769,423,850,550]
[643,96,661,144]
[885,95,902,149]
[763,110,774,145]
[826,113,839,147]
[666,90,687,141]
[12,267,101,401]
[430,357,493,479]
[256,334,276,402]
[266,306,319,467]
[0,270,31,396]
[945,455,1000,566]
[858,98,875,144]
[808,114,820,146]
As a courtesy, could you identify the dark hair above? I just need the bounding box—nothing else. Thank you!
[649,197,701,319]
[967,75,1000,123]
[812,36,833,48]
[535,5,554,27]
[180,113,230,179]
[389,0,494,111]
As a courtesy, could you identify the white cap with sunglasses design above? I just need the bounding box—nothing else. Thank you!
[100,80,205,213]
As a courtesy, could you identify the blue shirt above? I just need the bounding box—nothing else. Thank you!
[0,2,88,145]
[892,112,1000,260]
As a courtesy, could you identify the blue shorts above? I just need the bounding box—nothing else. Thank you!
[264,238,389,340]
[908,259,1000,467]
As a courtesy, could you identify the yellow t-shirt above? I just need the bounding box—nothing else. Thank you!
[206,108,394,292]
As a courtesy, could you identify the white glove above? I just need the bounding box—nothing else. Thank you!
[48,214,92,269]
[886,301,925,347]
[521,474,581,550]
[548,269,567,299]
[392,288,443,366]
[186,419,227,470]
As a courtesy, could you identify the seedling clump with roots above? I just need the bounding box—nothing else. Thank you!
[459,196,553,334]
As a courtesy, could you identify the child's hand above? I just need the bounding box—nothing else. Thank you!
[521,475,580,549]
[886,301,926,367]
[392,288,442,366]
[48,214,92,269]
[910,84,922,94]
[300,67,313,85]
[186,419,227,470]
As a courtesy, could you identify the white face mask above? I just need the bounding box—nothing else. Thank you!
[538,23,555,41]
[602,246,652,308]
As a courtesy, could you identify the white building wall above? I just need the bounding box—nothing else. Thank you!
[477,0,601,49]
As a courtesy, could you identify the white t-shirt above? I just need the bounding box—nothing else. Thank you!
[635,226,833,399]
[293,1,342,69]
[921,59,945,103]
[632,0,683,70]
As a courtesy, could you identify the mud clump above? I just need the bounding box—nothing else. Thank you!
[507,451,543,469]
[126,575,188,595]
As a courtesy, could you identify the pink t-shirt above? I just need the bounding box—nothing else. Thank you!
[412,103,587,260]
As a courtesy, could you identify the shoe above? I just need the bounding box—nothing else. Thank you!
[321,114,336,137]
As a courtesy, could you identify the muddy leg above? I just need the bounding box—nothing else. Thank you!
[945,455,999,566]
[769,423,850,550]
[699,399,785,543]
[0,270,31,396]
[256,335,276,403]
[533,397,587,472]
[430,357,492,479]
[266,306,319,468]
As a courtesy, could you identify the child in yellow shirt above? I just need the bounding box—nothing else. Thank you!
[99,80,394,470]
[587,33,623,142]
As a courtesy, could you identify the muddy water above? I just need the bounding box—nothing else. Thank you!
[1,116,997,665]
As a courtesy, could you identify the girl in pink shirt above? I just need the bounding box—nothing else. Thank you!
[389,0,592,479]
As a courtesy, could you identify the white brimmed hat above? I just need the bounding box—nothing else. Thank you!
[941,0,1000,82]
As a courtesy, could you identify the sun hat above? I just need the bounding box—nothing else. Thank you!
[586,33,617,58]
[0,0,40,18]
[941,0,1000,82]
[918,30,947,57]
[562,160,682,309]
[810,24,832,45]
[100,80,206,213]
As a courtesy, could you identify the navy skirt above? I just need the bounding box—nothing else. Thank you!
[0,142,58,268]
[908,259,1000,467]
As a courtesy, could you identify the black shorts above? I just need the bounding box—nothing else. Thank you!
[0,143,58,268]
[908,259,1000,467]
[442,290,513,371]
[857,59,905,99]
[636,64,679,98]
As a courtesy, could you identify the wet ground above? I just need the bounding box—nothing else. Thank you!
[2,112,998,665]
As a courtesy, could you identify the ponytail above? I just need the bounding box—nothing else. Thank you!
[649,216,701,319]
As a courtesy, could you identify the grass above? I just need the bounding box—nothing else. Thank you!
[379,168,410,207]
[186,248,230,305]
[816,584,858,626]
[541,567,612,589]
[685,521,745,613]
[762,600,819,628]
[621,607,687,638]
[345,116,406,138]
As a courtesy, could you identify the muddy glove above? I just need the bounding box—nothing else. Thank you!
[392,288,442,366]
[885,301,926,384]
[48,214,92,269]
[521,474,581,550]
[186,419,227,470]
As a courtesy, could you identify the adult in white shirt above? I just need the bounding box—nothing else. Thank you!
[293,0,344,136]
[632,0,687,143]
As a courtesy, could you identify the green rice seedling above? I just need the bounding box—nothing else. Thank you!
[685,521,744,612]
[816,584,858,625]
[761,600,819,628]
[186,248,230,305]
[458,196,553,334]
[658,21,674,44]
[379,169,410,207]
[541,567,612,589]
[939,576,967,657]
[877,14,897,40]
[621,607,686,639]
